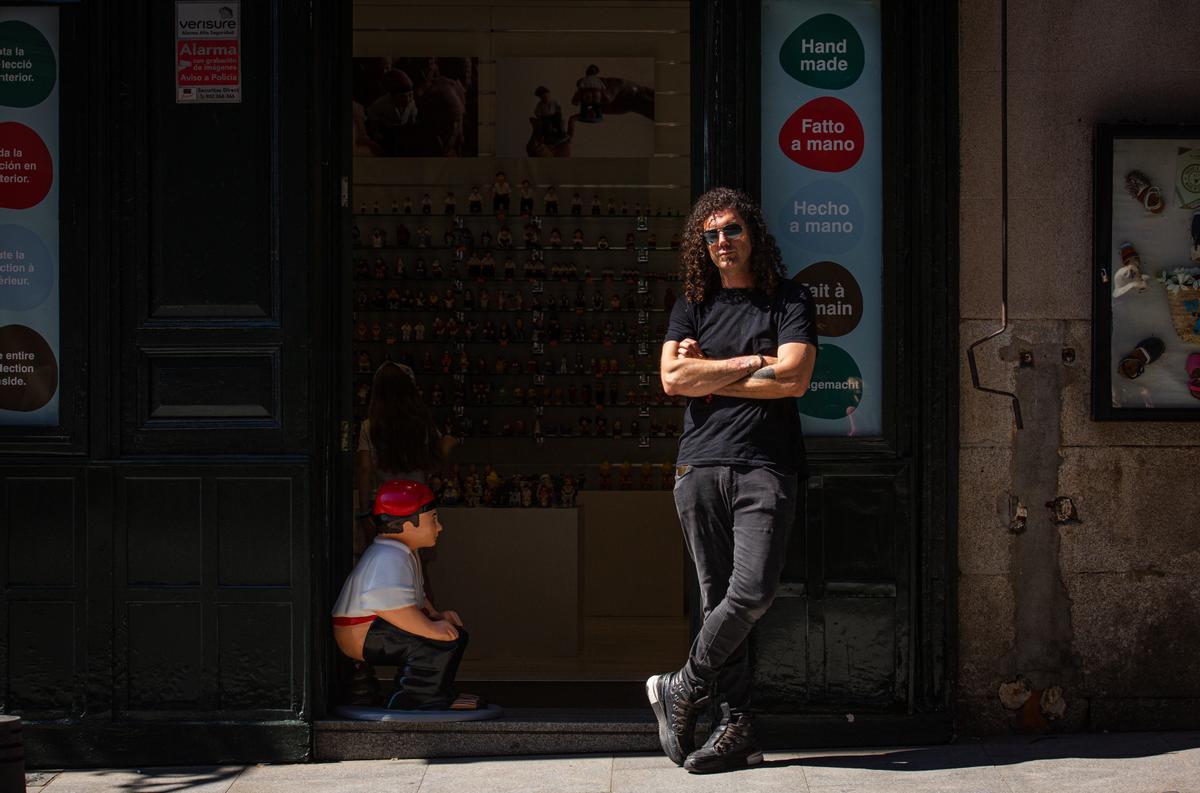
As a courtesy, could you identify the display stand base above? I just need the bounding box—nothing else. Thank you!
[333,704,503,722]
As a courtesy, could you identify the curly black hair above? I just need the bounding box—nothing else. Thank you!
[679,187,787,304]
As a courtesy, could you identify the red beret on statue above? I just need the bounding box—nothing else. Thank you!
[373,479,437,532]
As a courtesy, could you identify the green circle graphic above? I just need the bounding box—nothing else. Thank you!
[779,13,865,90]
[797,343,863,420]
[0,21,57,108]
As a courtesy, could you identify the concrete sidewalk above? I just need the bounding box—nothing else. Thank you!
[25,731,1200,793]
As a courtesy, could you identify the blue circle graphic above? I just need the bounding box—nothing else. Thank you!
[0,225,55,311]
[774,179,864,256]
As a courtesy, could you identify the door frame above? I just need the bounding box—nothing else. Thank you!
[314,0,959,720]
[690,0,959,716]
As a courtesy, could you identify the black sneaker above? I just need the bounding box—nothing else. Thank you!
[645,671,709,765]
[684,704,763,774]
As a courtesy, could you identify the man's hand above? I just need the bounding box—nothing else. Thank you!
[431,619,459,642]
[676,338,705,359]
[439,609,464,628]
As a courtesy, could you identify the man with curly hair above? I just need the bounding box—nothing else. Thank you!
[647,186,818,773]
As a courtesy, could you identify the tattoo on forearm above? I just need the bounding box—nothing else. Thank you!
[730,356,757,376]
[750,366,777,381]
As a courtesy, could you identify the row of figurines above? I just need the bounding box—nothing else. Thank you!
[354,253,678,284]
[414,463,675,510]
[357,379,678,412]
[354,283,676,314]
[352,223,680,251]
[353,315,668,345]
[353,410,679,447]
[355,187,682,219]
[356,350,662,379]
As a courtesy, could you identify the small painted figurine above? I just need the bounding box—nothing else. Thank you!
[537,474,555,507]
[560,475,577,507]
[598,460,612,490]
[639,462,655,490]
[618,462,633,490]
[519,179,535,215]
[492,172,511,214]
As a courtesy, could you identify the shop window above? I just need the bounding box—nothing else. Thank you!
[346,1,691,692]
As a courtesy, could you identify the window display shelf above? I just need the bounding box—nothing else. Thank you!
[351,181,685,490]
[353,212,683,221]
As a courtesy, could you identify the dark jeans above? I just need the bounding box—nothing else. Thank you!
[362,619,469,709]
[673,464,797,711]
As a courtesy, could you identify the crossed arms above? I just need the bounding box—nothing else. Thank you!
[659,338,816,399]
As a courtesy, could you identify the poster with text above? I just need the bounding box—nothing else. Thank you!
[176,1,241,104]
[0,6,59,425]
[762,1,881,437]
[352,57,479,157]
[495,58,655,158]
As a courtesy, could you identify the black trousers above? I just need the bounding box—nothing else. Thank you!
[673,464,796,711]
[362,619,469,709]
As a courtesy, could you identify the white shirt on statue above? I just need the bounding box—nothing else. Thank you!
[331,537,425,618]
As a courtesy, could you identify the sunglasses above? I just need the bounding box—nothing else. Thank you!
[702,223,745,245]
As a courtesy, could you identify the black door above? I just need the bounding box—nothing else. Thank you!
[1,0,331,765]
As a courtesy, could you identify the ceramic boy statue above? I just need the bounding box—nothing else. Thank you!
[332,479,482,710]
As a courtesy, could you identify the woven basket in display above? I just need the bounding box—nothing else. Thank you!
[1166,286,1200,344]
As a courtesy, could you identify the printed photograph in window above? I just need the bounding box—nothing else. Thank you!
[352,57,479,157]
[495,57,655,158]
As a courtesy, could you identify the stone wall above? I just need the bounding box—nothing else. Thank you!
[958,0,1200,734]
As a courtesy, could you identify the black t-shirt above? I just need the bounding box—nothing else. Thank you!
[663,280,818,474]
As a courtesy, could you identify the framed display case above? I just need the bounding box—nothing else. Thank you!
[1093,123,1200,420]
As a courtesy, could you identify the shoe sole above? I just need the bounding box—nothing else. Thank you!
[685,750,763,774]
[645,674,685,766]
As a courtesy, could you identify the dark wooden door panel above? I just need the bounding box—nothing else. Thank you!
[118,0,309,454]
[113,465,309,719]
[0,468,90,718]
[754,466,912,711]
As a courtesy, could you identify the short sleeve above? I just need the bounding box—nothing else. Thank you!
[777,282,819,346]
[663,297,696,343]
[357,421,371,453]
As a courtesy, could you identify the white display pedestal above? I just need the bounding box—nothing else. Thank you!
[433,507,580,660]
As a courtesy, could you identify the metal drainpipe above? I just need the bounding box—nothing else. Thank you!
[966,0,1023,429]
